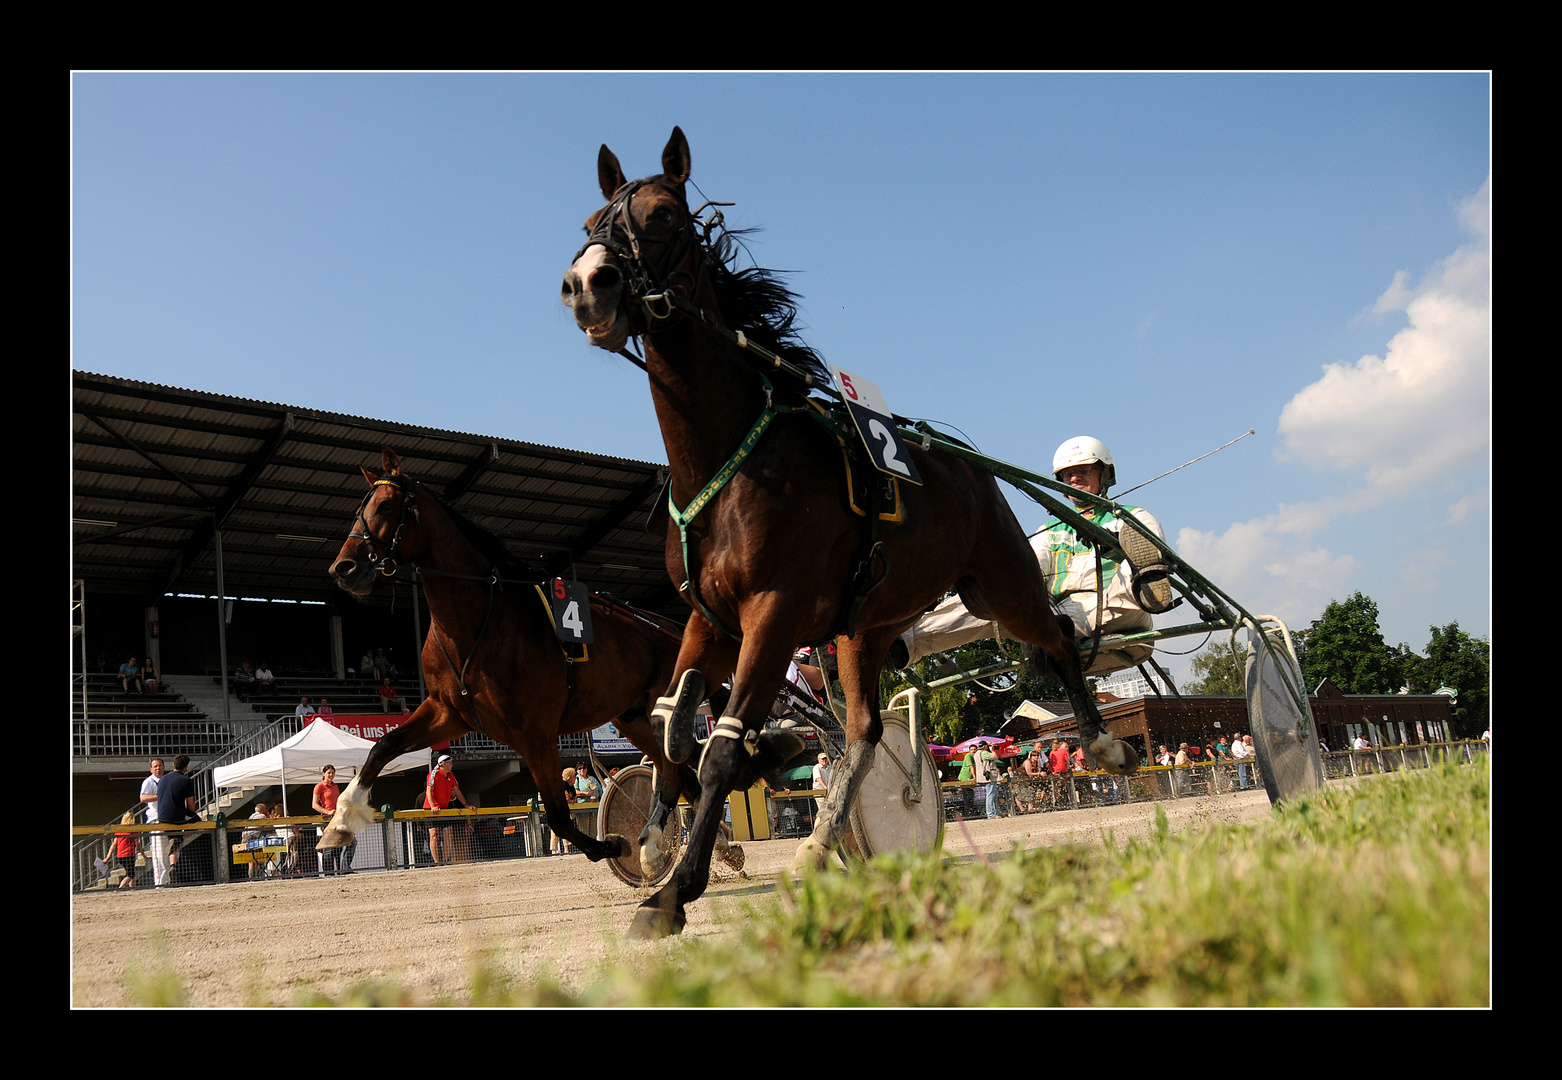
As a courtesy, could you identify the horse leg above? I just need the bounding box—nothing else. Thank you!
[520,736,628,862]
[971,542,1140,776]
[652,613,738,766]
[632,624,803,938]
[613,710,704,878]
[791,629,891,874]
[319,699,466,849]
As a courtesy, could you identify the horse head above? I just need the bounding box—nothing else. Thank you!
[561,126,703,353]
[330,448,422,597]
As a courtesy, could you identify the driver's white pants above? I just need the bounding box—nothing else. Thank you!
[901,594,1155,676]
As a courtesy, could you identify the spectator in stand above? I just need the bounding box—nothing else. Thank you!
[253,661,276,699]
[312,765,353,876]
[378,676,405,713]
[295,696,317,720]
[359,650,375,679]
[317,698,333,716]
[425,755,465,867]
[140,757,169,886]
[1215,735,1230,760]
[118,656,144,695]
[141,658,160,695]
[233,660,255,701]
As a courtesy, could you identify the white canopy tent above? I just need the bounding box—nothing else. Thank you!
[214,718,428,814]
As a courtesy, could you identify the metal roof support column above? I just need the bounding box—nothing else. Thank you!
[214,524,231,723]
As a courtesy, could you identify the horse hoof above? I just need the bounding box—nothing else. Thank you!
[1100,740,1141,776]
[602,833,630,859]
[317,825,349,850]
[790,837,829,878]
[639,823,669,877]
[629,898,686,939]
[721,843,745,872]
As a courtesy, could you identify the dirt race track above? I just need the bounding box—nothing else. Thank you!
[72,790,1274,1006]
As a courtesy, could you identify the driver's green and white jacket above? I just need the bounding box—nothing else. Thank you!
[1029,504,1164,637]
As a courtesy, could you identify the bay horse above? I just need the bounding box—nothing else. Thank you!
[317,448,702,874]
[561,127,1138,937]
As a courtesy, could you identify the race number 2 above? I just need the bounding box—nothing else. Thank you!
[830,365,924,486]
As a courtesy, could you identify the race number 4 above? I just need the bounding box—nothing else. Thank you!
[549,578,595,645]
[829,365,924,485]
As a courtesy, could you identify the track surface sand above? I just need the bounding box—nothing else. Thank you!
[72,790,1274,1005]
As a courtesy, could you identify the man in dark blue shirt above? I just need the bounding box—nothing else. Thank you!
[155,755,200,869]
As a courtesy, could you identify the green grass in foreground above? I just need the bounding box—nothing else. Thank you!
[562,761,1488,1007]
[134,761,1491,1006]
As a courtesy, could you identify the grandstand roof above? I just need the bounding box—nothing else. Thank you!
[72,371,680,613]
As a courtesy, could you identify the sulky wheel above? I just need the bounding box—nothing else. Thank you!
[843,711,945,861]
[596,763,679,888]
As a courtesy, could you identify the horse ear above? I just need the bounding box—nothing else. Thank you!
[382,448,401,475]
[598,144,627,201]
[661,126,690,185]
[360,466,379,487]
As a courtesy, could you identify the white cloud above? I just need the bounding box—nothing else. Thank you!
[1176,519,1357,629]
[1278,177,1490,497]
[1446,486,1488,525]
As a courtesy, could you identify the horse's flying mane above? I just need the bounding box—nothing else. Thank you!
[704,225,830,395]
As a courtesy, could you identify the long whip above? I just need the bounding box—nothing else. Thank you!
[1114,429,1256,499]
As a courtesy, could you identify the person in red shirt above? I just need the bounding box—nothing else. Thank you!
[311,765,354,875]
[378,677,405,713]
[424,755,465,867]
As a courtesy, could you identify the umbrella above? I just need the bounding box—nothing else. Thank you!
[928,745,955,762]
[952,735,1024,758]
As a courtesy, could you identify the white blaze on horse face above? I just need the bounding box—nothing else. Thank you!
[567,243,629,350]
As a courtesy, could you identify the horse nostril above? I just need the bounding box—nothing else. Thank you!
[561,270,580,305]
[588,264,621,293]
[332,559,356,579]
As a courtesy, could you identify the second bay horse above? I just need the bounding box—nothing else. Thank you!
[562,127,1138,937]
[318,448,699,875]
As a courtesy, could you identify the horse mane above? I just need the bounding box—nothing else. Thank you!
[415,482,536,580]
[706,226,830,396]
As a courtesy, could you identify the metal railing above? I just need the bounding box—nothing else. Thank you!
[72,741,1489,893]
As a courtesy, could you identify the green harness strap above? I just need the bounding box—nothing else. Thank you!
[668,376,778,641]
[667,378,856,642]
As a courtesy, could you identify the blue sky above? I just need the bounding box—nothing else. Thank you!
[71,74,1490,680]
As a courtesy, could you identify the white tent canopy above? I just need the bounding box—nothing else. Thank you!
[214,718,427,813]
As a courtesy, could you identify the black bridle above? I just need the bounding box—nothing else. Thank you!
[349,478,419,578]
[573,178,728,334]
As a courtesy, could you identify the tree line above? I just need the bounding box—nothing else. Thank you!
[1183,592,1489,739]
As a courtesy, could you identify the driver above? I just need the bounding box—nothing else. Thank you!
[890,436,1170,676]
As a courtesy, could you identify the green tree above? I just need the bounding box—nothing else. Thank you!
[1184,640,1245,695]
[1297,592,1401,694]
[1419,622,1490,739]
[880,637,1066,745]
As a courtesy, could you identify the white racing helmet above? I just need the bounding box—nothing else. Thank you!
[1052,436,1116,490]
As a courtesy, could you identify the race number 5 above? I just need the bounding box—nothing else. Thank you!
[830,365,924,486]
